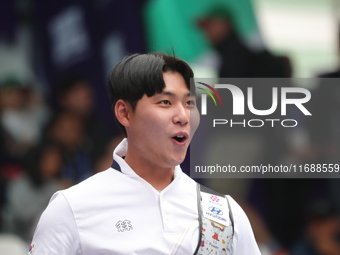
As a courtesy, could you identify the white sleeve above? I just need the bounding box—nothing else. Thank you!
[227,195,262,255]
[29,191,81,255]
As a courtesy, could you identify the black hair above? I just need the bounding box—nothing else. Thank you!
[108,52,194,136]
[56,75,90,99]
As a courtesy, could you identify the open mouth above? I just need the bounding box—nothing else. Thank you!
[172,135,187,143]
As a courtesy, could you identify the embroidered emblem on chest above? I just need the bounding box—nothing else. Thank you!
[115,220,133,232]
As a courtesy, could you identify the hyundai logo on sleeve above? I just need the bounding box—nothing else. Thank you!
[208,207,223,215]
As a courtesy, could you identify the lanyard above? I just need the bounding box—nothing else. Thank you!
[195,184,234,255]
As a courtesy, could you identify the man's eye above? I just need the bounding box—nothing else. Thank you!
[186,100,196,106]
[159,100,171,105]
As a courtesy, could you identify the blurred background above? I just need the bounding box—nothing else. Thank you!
[0,0,340,254]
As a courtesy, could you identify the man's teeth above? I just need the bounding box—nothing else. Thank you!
[173,135,185,142]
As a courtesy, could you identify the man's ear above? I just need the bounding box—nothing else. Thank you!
[114,99,132,127]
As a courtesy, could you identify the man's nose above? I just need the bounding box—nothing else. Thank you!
[172,105,189,125]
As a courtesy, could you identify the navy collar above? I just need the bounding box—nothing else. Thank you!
[111,160,121,172]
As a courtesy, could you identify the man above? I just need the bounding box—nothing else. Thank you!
[28,53,260,254]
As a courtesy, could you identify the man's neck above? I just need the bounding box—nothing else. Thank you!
[124,154,175,191]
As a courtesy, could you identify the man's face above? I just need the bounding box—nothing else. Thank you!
[199,18,231,45]
[126,71,200,170]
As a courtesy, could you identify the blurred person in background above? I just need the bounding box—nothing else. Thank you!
[43,110,93,184]
[56,76,94,118]
[55,75,112,165]
[291,200,340,255]
[310,24,340,164]
[0,75,50,233]
[197,5,294,254]
[305,23,340,231]
[6,142,69,242]
[0,76,50,157]
[197,5,288,79]
[196,6,291,197]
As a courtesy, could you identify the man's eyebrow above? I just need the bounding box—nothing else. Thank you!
[160,91,193,97]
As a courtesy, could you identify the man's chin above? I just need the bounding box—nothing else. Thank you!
[172,155,187,167]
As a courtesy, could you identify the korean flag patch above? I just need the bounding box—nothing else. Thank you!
[28,242,35,255]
